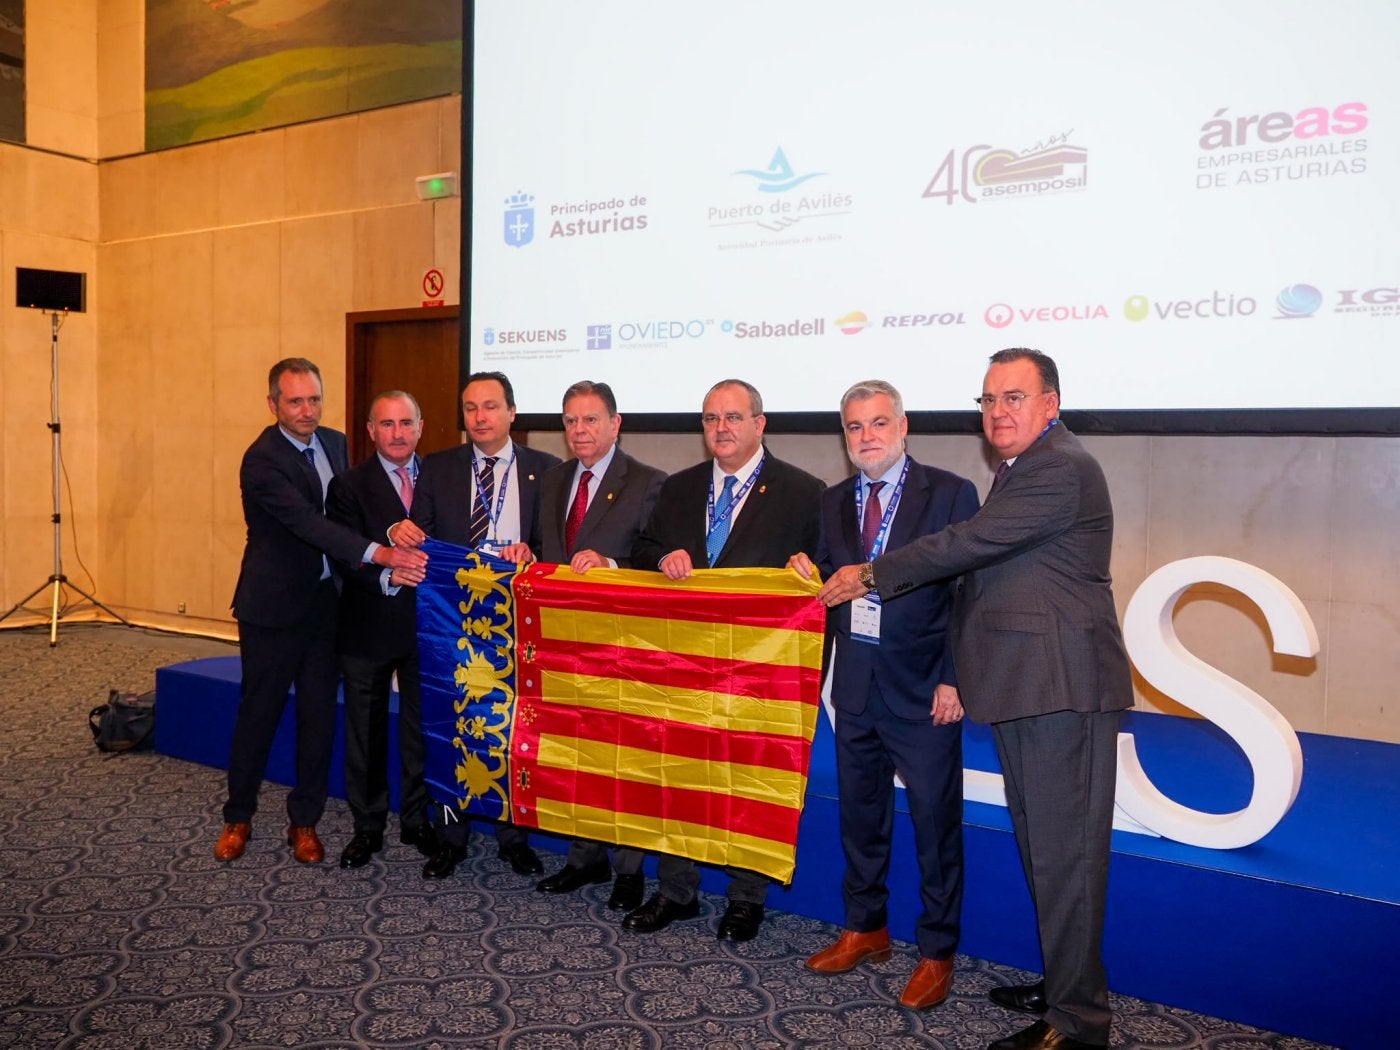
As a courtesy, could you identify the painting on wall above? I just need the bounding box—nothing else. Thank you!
[145,0,463,150]
[0,0,23,144]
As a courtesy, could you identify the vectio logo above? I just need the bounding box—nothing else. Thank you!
[503,192,534,248]
[1275,285,1322,319]
[733,147,825,193]
[836,310,869,335]
[985,303,1014,328]
[1124,295,1150,321]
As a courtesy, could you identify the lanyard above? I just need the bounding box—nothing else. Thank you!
[854,455,911,560]
[475,450,515,538]
[707,452,766,534]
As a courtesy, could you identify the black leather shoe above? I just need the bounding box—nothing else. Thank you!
[622,892,701,933]
[498,842,544,876]
[536,860,611,894]
[988,1019,1105,1050]
[399,824,438,858]
[608,873,644,911]
[338,830,384,869]
[716,900,765,942]
[989,981,1047,1016]
[422,842,468,879]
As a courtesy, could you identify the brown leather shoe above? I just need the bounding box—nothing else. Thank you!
[286,825,324,864]
[805,928,892,973]
[214,822,251,861]
[899,956,955,1010]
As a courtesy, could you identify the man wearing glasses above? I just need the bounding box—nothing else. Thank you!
[627,378,824,942]
[820,349,1132,1050]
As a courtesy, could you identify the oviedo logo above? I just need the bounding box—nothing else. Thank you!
[924,130,1087,206]
[585,320,714,350]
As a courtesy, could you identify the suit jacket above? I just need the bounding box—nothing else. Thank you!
[818,459,980,722]
[326,454,419,660]
[540,449,667,567]
[411,441,562,555]
[875,424,1133,724]
[231,425,366,628]
[632,451,824,571]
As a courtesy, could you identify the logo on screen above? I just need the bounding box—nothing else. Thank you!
[1275,285,1322,319]
[836,310,869,335]
[1334,286,1400,317]
[586,325,612,350]
[985,303,1014,328]
[733,148,826,193]
[924,131,1087,206]
[483,328,496,346]
[1127,292,1257,321]
[1194,103,1369,190]
[1124,295,1150,321]
[504,192,535,248]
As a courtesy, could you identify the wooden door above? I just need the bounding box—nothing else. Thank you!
[345,307,461,464]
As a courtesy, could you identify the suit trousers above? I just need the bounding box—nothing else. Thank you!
[340,650,430,834]
[225,580,339,827]
[565,839,644,875]
[835,679,963,960]
[993,708,1122,1044]
[435,812,530,851]
[656,855,770,906]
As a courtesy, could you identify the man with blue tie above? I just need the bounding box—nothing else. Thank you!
[789,380,979,1011]
[628,378,823,941]
[216,359,426,865]
[325,391,434,869]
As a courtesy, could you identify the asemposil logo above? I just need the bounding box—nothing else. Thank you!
[1275,285,1323,319]
[924,130,1087,205]
[1195,102,1368,189]
[708,147,854,250]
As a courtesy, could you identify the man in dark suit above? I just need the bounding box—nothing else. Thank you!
[790,380,979,1011]
[216,358,427,865]
[390,371,561,879]
[325,390,435,869]
[820,349,1133,1050]
[532,380,666,912]
[626,378,824,942]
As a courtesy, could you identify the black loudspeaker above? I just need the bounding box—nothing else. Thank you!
[16,267,87,313]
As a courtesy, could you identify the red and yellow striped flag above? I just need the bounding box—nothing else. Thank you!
[508,563,825,883]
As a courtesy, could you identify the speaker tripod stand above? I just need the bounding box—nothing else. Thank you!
[0,311,130,645]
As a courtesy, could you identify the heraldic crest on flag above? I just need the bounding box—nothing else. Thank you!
[416,538,825,882]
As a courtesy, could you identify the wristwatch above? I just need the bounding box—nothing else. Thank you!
[858,562,875,592]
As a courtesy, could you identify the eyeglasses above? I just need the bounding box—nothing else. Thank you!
[701,412,751,427]
[974,391,1046,412]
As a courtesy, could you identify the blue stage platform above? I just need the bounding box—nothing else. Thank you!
[157,656,1397,1047]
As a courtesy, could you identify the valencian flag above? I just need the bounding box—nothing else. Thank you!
[415,538,825,882]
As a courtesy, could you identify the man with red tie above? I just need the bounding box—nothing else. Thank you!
[532,380,666,912]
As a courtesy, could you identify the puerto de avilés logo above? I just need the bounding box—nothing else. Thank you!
[733,147,826,193]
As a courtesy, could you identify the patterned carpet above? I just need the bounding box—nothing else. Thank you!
[0,624,1334,1049]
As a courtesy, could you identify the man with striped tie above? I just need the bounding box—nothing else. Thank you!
[325,391,433,870]
[391,371,561,879]
[628,378,823,941]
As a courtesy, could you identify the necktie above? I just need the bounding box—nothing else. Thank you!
[303,447,316,467]
[564,469,593,556]
[991,460,1010,494]
[861,480,886,560]
[706,475,738,567]
[394,465,414,512]
[468,456,497,547]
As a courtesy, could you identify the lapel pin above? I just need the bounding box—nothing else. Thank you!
[607,492,615,500]
[528,474,536,481]
[759,485,767,494]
